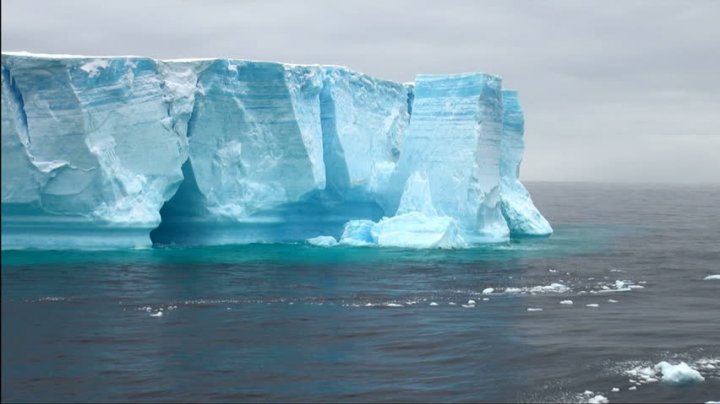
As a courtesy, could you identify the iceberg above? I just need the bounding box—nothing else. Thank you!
[1,52,551,249]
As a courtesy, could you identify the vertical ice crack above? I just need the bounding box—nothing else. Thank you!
[1,65,30,144]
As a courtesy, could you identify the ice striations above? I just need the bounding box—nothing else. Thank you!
[1,52,551,249]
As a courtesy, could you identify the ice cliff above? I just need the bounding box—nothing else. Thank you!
[1,52,551,249]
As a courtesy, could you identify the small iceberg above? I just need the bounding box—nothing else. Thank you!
[307,235,338,247]
[704,274,720,280]
[626,361,705,386]
[588,395,608,404]
[654,361,705,384]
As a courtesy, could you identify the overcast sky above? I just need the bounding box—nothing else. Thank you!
[2,0,718,183]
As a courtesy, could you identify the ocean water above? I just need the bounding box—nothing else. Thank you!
[2,182,719,403]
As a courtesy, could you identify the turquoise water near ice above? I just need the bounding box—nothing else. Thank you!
[2,182,719,402]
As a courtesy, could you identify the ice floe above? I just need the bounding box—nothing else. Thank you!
[503,283,569,295]
[588,394,608,404]
[527,307,543,312]
[307,235,338,247]
[625,361,705,385]
[704,275,720,280]
[560,300,573,305]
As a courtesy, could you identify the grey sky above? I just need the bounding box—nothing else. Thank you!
[2,0,719,183]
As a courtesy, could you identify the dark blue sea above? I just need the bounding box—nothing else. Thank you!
[2,182,719,403]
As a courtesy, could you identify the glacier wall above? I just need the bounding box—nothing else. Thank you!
[1,52,551,249]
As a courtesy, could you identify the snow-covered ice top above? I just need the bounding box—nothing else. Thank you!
[1,52,551,249]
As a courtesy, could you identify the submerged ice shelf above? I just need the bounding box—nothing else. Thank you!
[1,52,551,249]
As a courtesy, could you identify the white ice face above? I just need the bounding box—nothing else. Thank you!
[1,52,551,249]
[499,90,552,236]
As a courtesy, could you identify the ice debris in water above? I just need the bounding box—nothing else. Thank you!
[560,300,573,305]
[611,387,619,392]
[149,311,163,317]
[429,302,439,306]
[467,299,476,305]
[626,361,705,385]
[608,299,619,303]
[586,303,599,308]
[504,283,569,295]
[704,275,720,280]
[482,287,494,295]
[588,395,609,404]
[527,307,543,312]
[307,235,338,247]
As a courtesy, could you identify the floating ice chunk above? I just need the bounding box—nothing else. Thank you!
[149,311,163,317]
[611,387,619,392]
[626,361,704,386]
[704,275,720,280]
[307,235,338,247]
[461,304,475,308]
[529,283,569,294]
[560,300,574,305]
[654,361,705,384]
[482,297,490,301]
[504,287,522,294]
[588,395,608,404]
[385,303,404,308]
[482,287,494,295]
[608,299,618,303]
[586,303,599,308]
[628,386,636,391]
[448,302,456,306]
[429,302,439,306]
[373,211,467,249]
[583,390,594,396]
[467,299,476,305]
[527,307,543,312]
